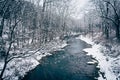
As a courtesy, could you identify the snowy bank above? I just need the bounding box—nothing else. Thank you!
[76,35,119,80]
[0,39,67,80]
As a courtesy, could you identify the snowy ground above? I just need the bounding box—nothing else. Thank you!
[1,33,120,80]
[76,35,120,80]
[0,38,67,80]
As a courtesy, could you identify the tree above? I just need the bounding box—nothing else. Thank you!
[92,0,120,39]
[0,0,22,79]
[0,0,74,79]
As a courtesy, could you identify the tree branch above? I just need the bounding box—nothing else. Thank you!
[101,16,118,26]
[7,48,42,63]
[103,0,119,20]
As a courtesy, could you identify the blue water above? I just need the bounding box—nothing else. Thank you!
[22,38,99,80]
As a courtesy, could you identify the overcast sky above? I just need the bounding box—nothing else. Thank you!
[27,0,91,19]
[70,0,90,19]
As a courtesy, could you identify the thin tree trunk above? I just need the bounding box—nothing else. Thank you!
[0,18,5,37]
[116,25,119,39]
[0,61,7,80]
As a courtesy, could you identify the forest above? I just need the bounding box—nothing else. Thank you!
[0,0,120,80]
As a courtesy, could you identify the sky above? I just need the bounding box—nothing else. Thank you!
[27,0,91,19]
[73,0,89,9]
[70,0,90,19]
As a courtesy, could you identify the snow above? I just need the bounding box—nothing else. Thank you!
[87,60,98,65]
[76,35,94,45]
[1,33,120,80]
[84,45,116,80]
[76,35,119,80]
[0,38,67,80]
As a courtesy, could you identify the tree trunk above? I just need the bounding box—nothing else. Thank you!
[0,61,7,80]
[104,22,109,39]
[116,25,119,39]
[105,27,109,39]
[0,18,5,37]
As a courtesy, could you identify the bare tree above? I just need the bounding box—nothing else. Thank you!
[92,0,120,39]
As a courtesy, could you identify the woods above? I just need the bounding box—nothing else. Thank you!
[0,0,72,79]
[1,0,120,80]
[82,0,120,40]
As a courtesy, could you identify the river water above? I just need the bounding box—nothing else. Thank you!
[22,37,99,80]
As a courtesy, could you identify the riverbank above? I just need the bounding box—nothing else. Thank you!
[22,37,99,80]
[76,35,119,80]
[0,38,67,80]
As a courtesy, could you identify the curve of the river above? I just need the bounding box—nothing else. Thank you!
[22,37,99,80]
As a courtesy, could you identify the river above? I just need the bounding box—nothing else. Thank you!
[22,37,99,80]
